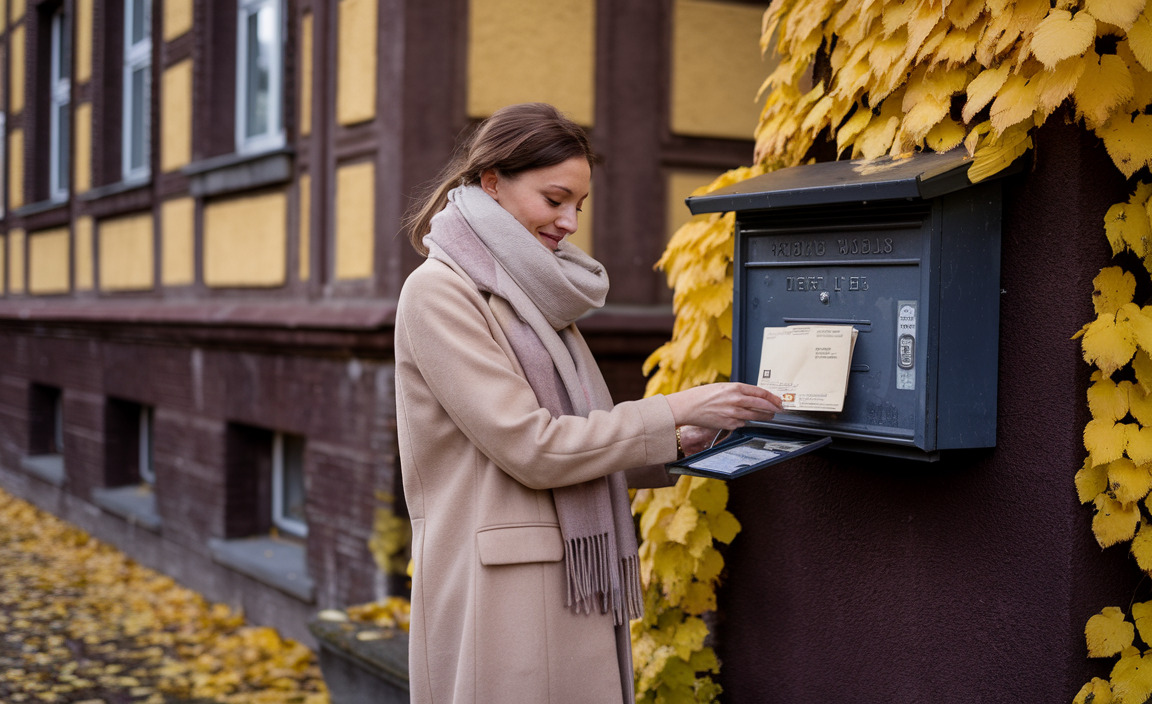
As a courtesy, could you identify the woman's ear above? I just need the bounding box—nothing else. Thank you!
[480,169,499,200]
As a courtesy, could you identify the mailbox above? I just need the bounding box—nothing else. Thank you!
[686,150,1012,461]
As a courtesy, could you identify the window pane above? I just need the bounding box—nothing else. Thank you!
[59,14,72,82]
[130,67,148,171]
[244,8,274,139]
[57,104,70,194]
[281,435,306,525]
[131,0,149,45]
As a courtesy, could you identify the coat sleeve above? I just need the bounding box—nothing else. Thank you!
[397,262,678,491]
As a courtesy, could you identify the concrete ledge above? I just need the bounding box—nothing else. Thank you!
[209,536,315,603]
[91,485,162,533]
[309,618,409,704]
[20,454,65,487]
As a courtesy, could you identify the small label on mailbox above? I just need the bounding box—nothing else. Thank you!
[897,301,917,390]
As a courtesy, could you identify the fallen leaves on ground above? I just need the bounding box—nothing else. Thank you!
[0,487,329,704]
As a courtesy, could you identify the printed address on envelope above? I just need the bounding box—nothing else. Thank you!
[756,325,858,412]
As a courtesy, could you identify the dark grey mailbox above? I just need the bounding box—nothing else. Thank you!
[687,150,1011,460]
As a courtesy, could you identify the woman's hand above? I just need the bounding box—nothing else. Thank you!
[678,425,725,456]
[665,382,782,431]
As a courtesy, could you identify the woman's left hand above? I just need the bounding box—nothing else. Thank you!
[678,425,724,457]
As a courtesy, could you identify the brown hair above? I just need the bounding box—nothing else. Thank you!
[402,103,597,255]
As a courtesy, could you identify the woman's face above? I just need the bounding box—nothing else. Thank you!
[480,157,591,252]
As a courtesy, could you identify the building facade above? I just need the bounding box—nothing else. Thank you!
[0,0,769,643]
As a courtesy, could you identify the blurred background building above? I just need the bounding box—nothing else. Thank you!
[0,0,770,643]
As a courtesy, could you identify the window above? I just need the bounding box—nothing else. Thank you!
[272,432,306,537]
[138,406,155,484]
[0,112,7,218]
[49,7,71,202]
[236,0,284,154]
[29,384,64,455]
[123,0,151,182]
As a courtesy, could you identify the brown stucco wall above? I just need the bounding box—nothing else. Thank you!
[715,116,1141,700]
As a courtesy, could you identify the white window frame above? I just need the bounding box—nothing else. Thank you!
[235,0,285,155]
[138,406,155,485]
[49,8,72,202]
[122,0,152,183]
[272,432,307,538]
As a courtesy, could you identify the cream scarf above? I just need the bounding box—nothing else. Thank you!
[423,186,645,630]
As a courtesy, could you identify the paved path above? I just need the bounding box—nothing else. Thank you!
[0,488,328,704]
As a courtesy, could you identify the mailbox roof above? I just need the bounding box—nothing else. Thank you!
[687,149,981,215]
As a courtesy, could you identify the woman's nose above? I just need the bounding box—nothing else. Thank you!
[556,206,578,234]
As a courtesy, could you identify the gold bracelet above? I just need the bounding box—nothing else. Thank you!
[676,427,685,459]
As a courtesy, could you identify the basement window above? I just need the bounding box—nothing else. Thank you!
[22,384,65,486]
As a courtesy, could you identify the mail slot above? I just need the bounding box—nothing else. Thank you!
[686,150,1013,460]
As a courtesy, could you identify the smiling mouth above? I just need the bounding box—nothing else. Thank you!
[539,232,564,246]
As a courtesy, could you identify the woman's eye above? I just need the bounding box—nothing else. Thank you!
[545,198,561,207]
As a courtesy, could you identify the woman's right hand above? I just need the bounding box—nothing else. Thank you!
[664,383,783,431]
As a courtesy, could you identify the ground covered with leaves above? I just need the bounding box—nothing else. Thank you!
[0,487,329,704]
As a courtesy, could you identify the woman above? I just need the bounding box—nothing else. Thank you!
[395,103,780,704]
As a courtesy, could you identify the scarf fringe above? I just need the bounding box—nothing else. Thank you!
[565,535,646,626]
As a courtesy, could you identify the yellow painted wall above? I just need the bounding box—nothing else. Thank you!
[300,12,314,136]
[8,229,24,293]
[9,128,23,210]
[75,102,92,192]
[161,60,193,172]
[163,0,194,41]
[671,0,771,140]
[0,0,7,33]
[76,0,93,83]
[99,213,155,291]
[161,197,195,286]
[335,162,375,280]
[0,235,6,293]
[28,228,70,295]
[203,191,287,287]
[10,0,22,22]
[337,0,377,126]
[75,217,93,290]
[299,173,311,281]
[665,169,725,241]
[10,24,24,115]
[467,0,595,126]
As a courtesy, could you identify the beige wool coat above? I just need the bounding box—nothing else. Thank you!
[395,257,678,704]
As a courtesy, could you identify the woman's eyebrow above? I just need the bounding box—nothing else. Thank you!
[547,184,573,194]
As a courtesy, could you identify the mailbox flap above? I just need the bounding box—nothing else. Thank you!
[685,148,1021,215]
[667,428,831,480]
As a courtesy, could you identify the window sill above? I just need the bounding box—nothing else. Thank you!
[183,147,294,198]
[78,177,152,203]
[13,198,69,217]
[92,484,161,532]
[20,454,65,486]
[208,535,315,603]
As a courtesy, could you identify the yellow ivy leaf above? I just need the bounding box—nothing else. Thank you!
[856,116,902,159]
[934,20,983,68]
[1131,10,1152,71]
[946,0,984,30]
[687,477,727,516]
[1073,677,1114,704]
[1037,56,1088,116]
[1089,375,1130,421]
[1130,383,1152,425]
[672,617,709,661]
[1100,114,1152,179]
[1094,494,1141,547]
[1085,0,1146,32]
[707,511,741,545]
[837,107,874,155]
[1137,350,1152,394]
[901,94,950,142]
[1078,457,1112,503]
[1082,314,1137,375]
[969,124,1032,183]
[1109,458,1152,504]
[1107,202,1152,256]
[680,581,717,616]
[1133,521,1152,573]
[963,65,1011,124]
[1075,52,1136,130]
[1127,424,1152,464]
[1127,303,1152,354]
[1087,606,1136,657]
[1136,600,1152,646]
[990,73,1040,135]
[695,546,724,583]
[1112,646,1152,703]
[926,118,967,152]
[1096,267,1139,315]
[1031,9,1097,69]
[1087,419,1130,466]
[666,505,699,545]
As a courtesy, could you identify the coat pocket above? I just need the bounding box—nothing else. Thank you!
[476,522,564,566]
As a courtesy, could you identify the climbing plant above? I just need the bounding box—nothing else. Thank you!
[634,0,1152,701]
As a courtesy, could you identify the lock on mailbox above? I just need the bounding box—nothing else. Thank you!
[675,149,1014,470]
